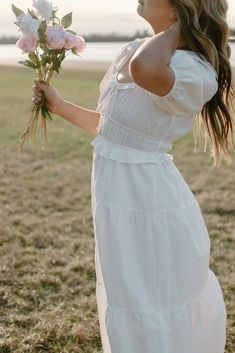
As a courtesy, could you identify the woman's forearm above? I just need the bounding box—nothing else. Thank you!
[55,99,100,136]
[131,23,183,70]
[129,23,186,96]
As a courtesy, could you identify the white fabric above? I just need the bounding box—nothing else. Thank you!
[90,37,227,353]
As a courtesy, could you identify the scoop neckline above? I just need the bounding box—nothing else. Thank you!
[115,72,135,86]
[114,38,149,85]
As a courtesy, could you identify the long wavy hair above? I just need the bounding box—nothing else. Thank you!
[171,0,235,167]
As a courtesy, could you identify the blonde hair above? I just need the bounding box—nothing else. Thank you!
[171,0,235,166]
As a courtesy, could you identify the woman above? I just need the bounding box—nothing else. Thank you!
[32,0,234,352]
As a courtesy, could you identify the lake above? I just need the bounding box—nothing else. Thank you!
[0,41,234,67]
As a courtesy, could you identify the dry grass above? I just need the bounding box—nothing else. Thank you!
[0,65,234,352]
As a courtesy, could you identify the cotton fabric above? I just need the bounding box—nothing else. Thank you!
[90,37,227,353]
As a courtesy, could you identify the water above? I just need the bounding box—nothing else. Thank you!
[0,41,234,66]
[0,42,130,64]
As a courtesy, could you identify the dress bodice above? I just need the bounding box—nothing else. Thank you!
[90,37,218,165]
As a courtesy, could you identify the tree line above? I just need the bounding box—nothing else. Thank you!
[0,28,235,45]
[0,30,150,44]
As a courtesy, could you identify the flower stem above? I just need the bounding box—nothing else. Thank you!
[18,60,55,152]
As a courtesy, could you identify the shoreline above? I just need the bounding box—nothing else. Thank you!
[0,59,234,72]
[0,60,234,84]
[0,59,112,71]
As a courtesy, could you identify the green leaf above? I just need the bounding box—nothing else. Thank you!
[61,12,72,29]
[71,48,80,56]
[71,52,80,57]
[18,60,38,69]
[41,105,53,120]
[26,59,39,69]
[12,4,24,17]
[18,61,30,68]
[39,42,47,50]
[60,51,66,61]
[41,55,51,66]
[52,9,59,17]
[53,66,60,74]
[45,110,53,121]
[66,29,77,35]
[28,8,38,19]
[27,53,41,68]
[51,54,63,71]
[28,52,36,62]
[38,20,47,41]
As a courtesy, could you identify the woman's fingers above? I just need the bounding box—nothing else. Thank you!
[32,86,41,99]
[33,83,42,93]
[34,78,46,91]
[33,87,42,97]
[32,85,42,103]
[32,96,41,103]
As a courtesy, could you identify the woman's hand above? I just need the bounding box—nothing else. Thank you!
[32,78,64,114]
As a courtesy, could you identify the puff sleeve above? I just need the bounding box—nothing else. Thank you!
[148,50,218,116]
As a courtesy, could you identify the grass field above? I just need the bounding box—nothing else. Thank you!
[0,65,234,353]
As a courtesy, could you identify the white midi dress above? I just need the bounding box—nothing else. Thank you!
[90,37,227,353]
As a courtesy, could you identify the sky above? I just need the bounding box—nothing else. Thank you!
[1,0,235,36]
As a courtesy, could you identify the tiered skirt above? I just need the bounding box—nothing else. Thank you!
[90,134,227,353]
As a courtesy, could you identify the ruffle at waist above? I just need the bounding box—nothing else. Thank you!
[90,134,174,165]
[96,112,173,154]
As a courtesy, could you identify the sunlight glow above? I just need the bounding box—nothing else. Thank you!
[1,0,234,36]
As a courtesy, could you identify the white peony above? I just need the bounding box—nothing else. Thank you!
[15,13,41,39]
[32,0,56,22]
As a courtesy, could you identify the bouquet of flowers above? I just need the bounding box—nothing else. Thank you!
[12,0,86,151]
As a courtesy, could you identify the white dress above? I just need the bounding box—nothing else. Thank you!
[90,37,227,353]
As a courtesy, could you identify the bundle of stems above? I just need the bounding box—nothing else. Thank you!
[13,2,86,152]
[18,49,67,152]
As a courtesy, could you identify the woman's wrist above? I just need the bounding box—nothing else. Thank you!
[53,98,65,115]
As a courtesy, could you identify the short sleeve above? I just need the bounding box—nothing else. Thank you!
[149,50,218,116]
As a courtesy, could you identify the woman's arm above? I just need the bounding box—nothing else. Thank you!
[129,22,185,97]
[33,78,100,136]
[54,99,100,136]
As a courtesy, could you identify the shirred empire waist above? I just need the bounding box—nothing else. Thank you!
[94,112,172,155]
[91,134,173,164]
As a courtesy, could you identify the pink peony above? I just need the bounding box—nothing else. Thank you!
[64,32,78,50]
[16,36,38,53]
[46,25,65,49]
[73,36,86,54]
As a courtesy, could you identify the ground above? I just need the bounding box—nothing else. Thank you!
[0,65,234,352]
